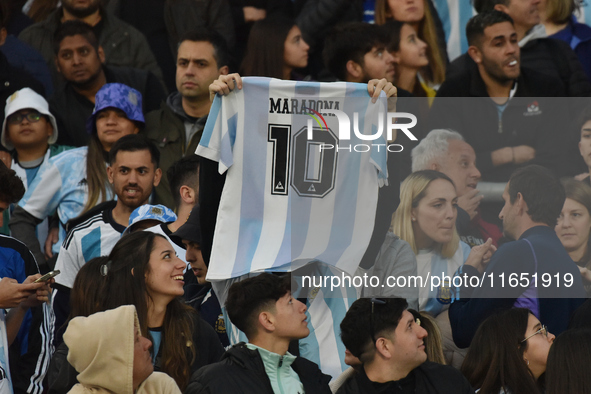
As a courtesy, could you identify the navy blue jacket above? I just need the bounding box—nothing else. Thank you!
[449,226,586,348]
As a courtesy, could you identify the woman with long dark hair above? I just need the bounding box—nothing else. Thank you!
[374,0,447,89]
[461,308,554,394]
[383,21,434,100]
[546,328,591,394]
[240,15,310,80]
[103,231,224,390]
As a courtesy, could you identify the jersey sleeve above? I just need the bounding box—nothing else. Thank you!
[54,234,83,289]
[196,92,239,175]
[18,159,63,221]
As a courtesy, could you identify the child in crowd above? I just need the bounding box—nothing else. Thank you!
[1,88,72,241]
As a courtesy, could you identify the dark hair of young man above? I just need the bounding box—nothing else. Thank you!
[472,0,511,14]
[225,273,291,339]
[323,22,389,81]
[108,134,160,167]
[166,155,200,210]
[340,297,408,363]
[507,164,565,227]
[466,10,514,47]
[177,28,231,71]
[0,161,25,204]
[53,20,100,55]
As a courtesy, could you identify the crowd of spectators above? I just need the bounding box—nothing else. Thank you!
[1,0,591,393]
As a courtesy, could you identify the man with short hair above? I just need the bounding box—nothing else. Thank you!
[449,165,586,348]
[145,28,229,208]
[166,155,199,233]
[321,22,421,271]
[140,155,200,263]
[49,21,165,147]
[430,11,569,183]
[52,134,162,344]
[337,298,473,394]
[18,0,163,89]
[323,22,395,84]
[186,273,332,394]
[446,0,591,97]
[412,129,503,247]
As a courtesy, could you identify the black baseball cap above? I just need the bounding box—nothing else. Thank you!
[172,206,201,244]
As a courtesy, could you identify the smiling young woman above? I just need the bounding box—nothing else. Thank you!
[103,231,224,390]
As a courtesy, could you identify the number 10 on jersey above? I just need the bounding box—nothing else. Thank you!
[268,124,338,198]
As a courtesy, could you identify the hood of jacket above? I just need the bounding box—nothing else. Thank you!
[519,24,547,47]
[64,305,140,393]
[166,91,192,122]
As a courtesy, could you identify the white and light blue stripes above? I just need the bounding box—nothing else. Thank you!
[197,77,387,281]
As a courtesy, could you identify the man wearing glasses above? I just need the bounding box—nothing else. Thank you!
[337,297,473,393]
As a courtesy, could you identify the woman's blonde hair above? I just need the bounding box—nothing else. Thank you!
[392,170,459,257]
[545,0,578,25]
[375,0,446,84]
[418,311,446,364]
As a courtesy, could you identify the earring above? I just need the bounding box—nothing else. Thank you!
[524,358,529,366]
[411,217,416,222]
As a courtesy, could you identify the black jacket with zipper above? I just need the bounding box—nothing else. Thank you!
[428,60,572,181]
[186,342,332,394]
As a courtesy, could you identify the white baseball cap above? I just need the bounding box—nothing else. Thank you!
[2,88,58,151]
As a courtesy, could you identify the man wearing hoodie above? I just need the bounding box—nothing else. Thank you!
[64,305,180,394]
[144,28,229,208]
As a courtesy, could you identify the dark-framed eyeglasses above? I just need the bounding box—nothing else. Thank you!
[370,298,386,346]
[521,325,548,343]
[7,111,43,125]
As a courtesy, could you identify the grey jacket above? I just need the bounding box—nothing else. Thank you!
[361,233,419,310]
[18,7,163,88]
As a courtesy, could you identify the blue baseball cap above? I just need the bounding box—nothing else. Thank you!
[123,204,177,235]
[86,83,144,134]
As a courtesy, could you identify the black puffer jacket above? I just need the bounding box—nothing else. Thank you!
[186,342,332,394]
[336,362,475,394]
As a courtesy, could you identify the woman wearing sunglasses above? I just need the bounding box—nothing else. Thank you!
[461,308,555,394]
